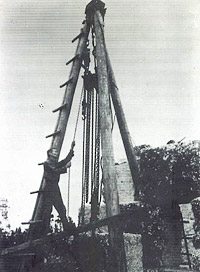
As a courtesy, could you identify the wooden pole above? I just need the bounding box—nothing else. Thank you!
[107,54,141,199]
[28,22,90,240]
[94,10,127,272]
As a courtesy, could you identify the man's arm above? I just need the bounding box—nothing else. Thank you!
[55,166,68,174]
[56,142,75,168]
[52,162,71,174]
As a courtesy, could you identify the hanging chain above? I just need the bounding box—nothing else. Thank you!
[90,90,95,200]
[79,83,87,225]
[90,27,101,221]
[84,88,91,203]
[94,91,100,196]
[79,27,103,224]
[91,90,101,221]
[79,114,86,226]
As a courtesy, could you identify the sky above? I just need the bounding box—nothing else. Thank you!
[0,0,200,229]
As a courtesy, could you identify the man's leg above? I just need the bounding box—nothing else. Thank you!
[43,181,55,233]
[53,185,71,231]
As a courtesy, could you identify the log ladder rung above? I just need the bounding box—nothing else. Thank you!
[52,103,67,113]
[22,220,43,225]
[181,252,192,256]
[60,77,73,88]
[46,130,61,138]
[13,253,36,257]
[182,236,193,240]
[66,54,80,65]
[183,220,190,224]
[72,31,84,43]
[30,190,45,195]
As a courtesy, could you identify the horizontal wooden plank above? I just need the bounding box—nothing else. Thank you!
[1,206,142,256]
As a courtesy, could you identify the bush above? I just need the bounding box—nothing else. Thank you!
[139,142,200,205]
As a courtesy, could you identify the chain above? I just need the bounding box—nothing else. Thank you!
[94,91,100,194]
[79,114,86,226]
[84,88,91,203]
[90,90,94,199]
[79,24,103,224]
[90,25,101,220]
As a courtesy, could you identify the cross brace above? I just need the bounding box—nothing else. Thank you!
[1,207,142,257]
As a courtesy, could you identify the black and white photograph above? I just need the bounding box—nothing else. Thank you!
[1,0,200,271]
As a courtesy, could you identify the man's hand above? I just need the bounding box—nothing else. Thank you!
[68,149,74,159]
[68,141,75,159]
[71,141,75,150]
[66,162,71,168]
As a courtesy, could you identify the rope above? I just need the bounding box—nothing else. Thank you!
[68,85,84,224]
[99,157,103,205]
[67,167,71,217]
[72,86,84,142]
[80,117,86,225]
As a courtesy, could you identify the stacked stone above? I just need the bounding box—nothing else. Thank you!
[191,199,200,248]
[115,160,184,271]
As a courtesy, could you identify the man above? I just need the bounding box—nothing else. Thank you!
[43,141,75,232]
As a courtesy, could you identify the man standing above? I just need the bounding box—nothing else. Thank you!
[43,142,75,232]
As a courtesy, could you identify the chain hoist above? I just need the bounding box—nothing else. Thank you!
[79,29,103,225]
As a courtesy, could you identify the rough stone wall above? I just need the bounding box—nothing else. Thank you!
[115,162,143,271]
[115,160,200,270]
[124,233,143,272]
[181,203,200,270]
[161,205,182,268]
[115,161,183,270]
[115,161,135,204]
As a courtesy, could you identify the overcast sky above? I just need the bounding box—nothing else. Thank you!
[0,0,200,229]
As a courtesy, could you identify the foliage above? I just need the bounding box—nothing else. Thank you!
[0,227,28,272]
[139,142,200,204]
[29,233,109,272]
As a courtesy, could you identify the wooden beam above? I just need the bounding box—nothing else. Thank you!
[45,130,61,138]
[94,10,127,272]
[1,207,142,257]
[21,220,43,225]
[30,190,45,195]
[106,53,141,199]
[52,103,68,113]
[59,77,73,88]
[65,54,80,65]
[72,31,83,43]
